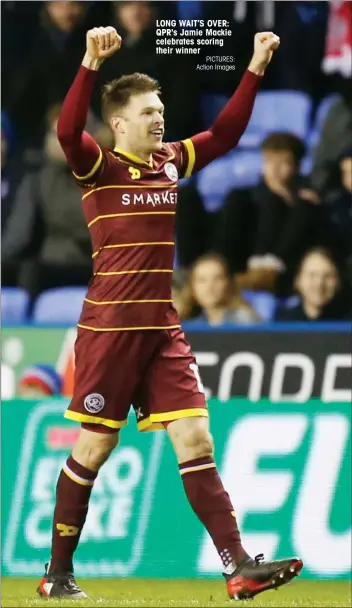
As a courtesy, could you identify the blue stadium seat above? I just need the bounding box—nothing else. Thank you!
[239,91,312,148]
[2,288,29,324]
[197,154,234,211]
[197,151,262,211]
[32,287,86,325]
[308,94,340,149]
[242,290,277,322]
[226,151,262,188]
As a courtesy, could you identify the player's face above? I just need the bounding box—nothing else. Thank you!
[262,150,297,186]
[120,92,165,154]
[296,253,339,309]
[340,157,352,192]
[192,260,230,310]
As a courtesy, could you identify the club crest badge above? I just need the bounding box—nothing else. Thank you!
[84,393,105,413]
[164,162,178,181]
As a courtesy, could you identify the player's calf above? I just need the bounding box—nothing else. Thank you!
[36,426,118,599]
[168,417,250,566]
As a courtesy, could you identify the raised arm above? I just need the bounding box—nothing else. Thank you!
[184,32,281,174]
[57,27,121,180]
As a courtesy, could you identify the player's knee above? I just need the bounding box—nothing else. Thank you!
[72,428,119,472]
[183,427,214,459]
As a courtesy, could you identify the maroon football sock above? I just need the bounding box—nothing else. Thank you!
[179,457,250,569]
[49,455,97,573]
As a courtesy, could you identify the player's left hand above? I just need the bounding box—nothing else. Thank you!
[253,32,280,66]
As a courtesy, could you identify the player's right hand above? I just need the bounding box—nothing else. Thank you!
[86,27,121,60]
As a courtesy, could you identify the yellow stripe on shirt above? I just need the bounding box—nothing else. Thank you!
[72,147,103,180]
[182,138,196,178]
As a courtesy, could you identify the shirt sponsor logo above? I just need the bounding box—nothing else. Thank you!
[121,192,177,207]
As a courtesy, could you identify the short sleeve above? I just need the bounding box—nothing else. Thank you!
[167,139,196,179]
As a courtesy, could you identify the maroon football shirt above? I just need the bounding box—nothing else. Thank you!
[76,143,193,331]
[57,64,262,332]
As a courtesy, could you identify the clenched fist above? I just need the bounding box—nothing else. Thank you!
[86,26,121,60]
[253,31,280,65]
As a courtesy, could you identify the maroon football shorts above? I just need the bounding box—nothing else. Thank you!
[65,327,207,432]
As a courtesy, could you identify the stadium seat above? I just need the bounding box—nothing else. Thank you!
[239,91,312,149]
[197,151,262,211]
[308,94,340,149]
[1,288,29,324]
[226,151,262,188]
[197,154,234,211]
[32,287,86,325]
[242,290,277,322]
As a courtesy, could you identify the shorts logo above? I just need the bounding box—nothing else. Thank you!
[84,393,105,414]
[164,162,178,181]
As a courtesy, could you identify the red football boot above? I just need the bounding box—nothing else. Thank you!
[37,562,88,598]
[225,553,303,600]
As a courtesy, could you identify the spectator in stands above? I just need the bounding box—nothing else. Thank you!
[2,105,112,298]
[272,2,329,100]
[91,1,200,140]
[276,248,348,321]
[323,148,352,264]
[5,1,88,149]
[311,86,352,196]
[18,364,62,398]
[188,254,259,326]
[218,133,320,293]
[1,2,42,107]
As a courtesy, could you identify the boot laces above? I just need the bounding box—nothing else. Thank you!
[54,573,80,593]
[65,575,81,593]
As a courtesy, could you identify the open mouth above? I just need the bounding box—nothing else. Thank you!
[150,129,163,139]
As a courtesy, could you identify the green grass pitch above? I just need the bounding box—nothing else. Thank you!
[1,578,351,607]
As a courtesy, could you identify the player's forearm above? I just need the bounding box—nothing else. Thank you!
[57,64,97,144]
[81,52,105,72]
[211,69,261,143]
[247,56,268,76]
[57,62,101,175]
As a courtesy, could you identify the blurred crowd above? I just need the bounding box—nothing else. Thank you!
[2,0,352,325]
